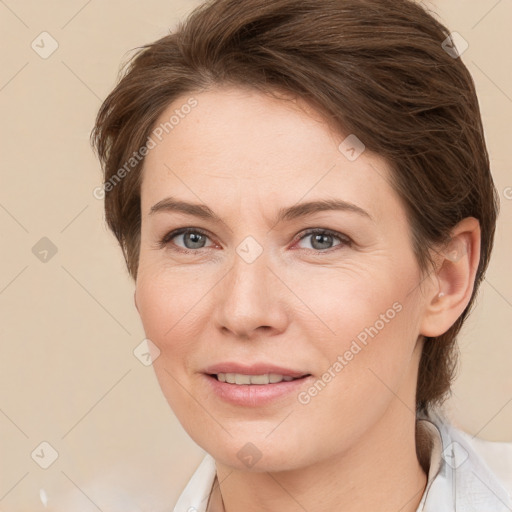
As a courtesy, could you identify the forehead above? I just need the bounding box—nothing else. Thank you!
[140,86,398,221]
[146,86,339,166]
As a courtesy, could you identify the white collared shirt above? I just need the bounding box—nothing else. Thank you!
[173,409,512,512]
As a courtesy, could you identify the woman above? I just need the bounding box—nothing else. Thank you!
[91,0,512,510]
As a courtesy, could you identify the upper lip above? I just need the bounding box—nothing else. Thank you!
[203,362,310,378]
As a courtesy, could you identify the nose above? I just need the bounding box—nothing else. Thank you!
[212,248,290,340]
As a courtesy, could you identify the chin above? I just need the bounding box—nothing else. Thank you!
[203,435,312,473]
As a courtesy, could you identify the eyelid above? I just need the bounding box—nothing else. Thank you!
[291,227,352,251]
[157,227,215,252]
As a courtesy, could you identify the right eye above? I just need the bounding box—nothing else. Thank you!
[158,227,215,253]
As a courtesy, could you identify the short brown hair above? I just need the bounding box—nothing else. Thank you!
[91,0,499,413]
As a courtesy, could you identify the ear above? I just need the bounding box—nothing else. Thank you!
[420,217,481,337]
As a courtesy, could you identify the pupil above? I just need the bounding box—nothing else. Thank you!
[185,232,205,249]
[312,233,332,250]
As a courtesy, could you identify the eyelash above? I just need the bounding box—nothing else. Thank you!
[157,227,352,254]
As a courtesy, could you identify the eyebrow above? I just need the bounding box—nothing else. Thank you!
[149,196,373,223]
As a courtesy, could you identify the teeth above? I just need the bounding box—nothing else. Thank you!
[216,373,298,385]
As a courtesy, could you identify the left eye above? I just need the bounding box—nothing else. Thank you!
[295,229,349,251]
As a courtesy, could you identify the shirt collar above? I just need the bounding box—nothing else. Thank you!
[414,408,512,511]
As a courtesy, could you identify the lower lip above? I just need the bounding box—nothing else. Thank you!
[203,374,313,407]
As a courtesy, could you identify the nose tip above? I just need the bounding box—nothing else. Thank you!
[213,255,289,339]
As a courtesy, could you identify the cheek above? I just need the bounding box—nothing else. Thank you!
[135,268,209,423]
[134,265,212,364]
[292,260,421,393]
[282,261,409,348]
[291,295,420,450]
[136,252,213,321]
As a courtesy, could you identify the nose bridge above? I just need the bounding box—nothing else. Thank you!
[213,239,288,337]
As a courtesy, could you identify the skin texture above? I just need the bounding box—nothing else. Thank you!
[134,86,481,512]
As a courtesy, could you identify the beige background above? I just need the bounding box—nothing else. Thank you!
[0,0,511,510]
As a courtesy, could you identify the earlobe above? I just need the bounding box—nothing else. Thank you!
[420,217,481,338]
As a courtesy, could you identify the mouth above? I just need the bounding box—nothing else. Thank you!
[206,372,312,385]
[203,371,314,406]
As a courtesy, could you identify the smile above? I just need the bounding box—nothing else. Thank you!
[213,372,306,385]
[204,373,312,406]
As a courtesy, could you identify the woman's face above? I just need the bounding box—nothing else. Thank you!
[135,86,430,471]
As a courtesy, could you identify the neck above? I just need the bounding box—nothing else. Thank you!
[211,402,428,512]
